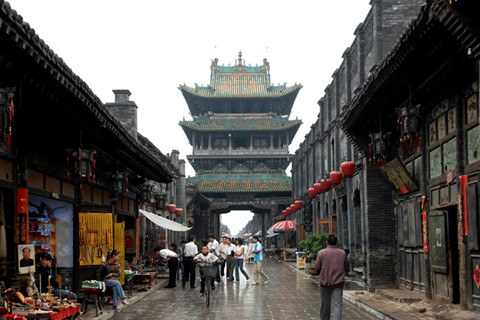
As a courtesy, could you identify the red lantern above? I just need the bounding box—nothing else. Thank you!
[330,171,343,184]
[295,200,303,209]
[320,179,332,191]
[175,208,183,217]
[167,204,176,213]
[341,161,356,177]
[308,188,317,198]
[282,210,288,217]
[290,204,297,213]
[286,207,292,215]
[313,183,323,194]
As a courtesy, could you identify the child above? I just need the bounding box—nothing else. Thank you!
[194,245,220,296]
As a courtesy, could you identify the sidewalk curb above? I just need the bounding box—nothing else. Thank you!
[343,293,393,320]
[284,262,392,320]
[87,278,167,320]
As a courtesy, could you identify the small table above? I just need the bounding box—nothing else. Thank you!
[81,288,102,317]
[133,272,156,291]
[14,305,79,320]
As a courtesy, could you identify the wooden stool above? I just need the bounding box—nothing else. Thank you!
[82,287,103,316]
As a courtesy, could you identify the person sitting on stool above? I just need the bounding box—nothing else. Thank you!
[38,254,77,300]
[96,249,129,309]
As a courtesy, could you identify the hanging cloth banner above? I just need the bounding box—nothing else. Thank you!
[139,209,191,232]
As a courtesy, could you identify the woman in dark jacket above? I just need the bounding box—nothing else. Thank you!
[97,249,128,309]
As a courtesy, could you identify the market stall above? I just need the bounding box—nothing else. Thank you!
[4,288,79,320]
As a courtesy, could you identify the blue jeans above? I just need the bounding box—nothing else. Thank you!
[235,259,249,281]
[320,286,343,320]
[177,260,184,281]
[51,288,77,301]
[105,280,126,307]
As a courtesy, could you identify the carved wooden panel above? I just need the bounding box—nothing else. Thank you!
[447,107,456,134]
[466,183,479,250]
[466,93,478,124]
[429,147,442,178]
[467,125,480,164]
[438,114,446,140]
[429,121,437,146]
[443,138,457,173]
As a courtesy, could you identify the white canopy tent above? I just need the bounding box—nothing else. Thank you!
[139,209,191,232]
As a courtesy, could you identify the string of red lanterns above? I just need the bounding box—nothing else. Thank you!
[307,161,356,198]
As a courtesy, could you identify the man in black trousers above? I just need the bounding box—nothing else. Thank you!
[154,246,179,288]
[182,235,198,288]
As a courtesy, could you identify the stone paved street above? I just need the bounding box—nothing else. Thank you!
[111,258,371,320]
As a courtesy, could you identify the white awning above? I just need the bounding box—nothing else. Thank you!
[139,209,191,232]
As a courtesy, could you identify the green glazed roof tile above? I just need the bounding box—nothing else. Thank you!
[186,174,292,193]
[179,115,301,132]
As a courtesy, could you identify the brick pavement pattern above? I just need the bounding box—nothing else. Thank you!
[110,258,371,320]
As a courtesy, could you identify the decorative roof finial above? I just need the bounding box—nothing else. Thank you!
[238,50,243,66]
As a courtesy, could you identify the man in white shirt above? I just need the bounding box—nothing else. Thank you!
[183,235,198,289]
[153,246,179,288]
[194,245,221,296]
[224,237,237,281]
[208,234,221,283]
[218,236,229,278]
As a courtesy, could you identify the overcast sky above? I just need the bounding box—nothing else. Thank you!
[7,0,372,235]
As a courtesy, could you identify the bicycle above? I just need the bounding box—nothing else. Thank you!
[200,262,218,307]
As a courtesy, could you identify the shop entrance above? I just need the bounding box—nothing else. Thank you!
[429,207,460,303]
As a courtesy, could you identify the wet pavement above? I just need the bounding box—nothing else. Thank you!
[107,258,372,320]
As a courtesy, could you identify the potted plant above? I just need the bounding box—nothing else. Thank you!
[299,233,328,275]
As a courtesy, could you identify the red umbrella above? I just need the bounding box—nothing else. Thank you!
[268,220,298,249]
[268,220,298,232]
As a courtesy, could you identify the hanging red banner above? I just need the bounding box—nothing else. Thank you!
[17,188,28,214]
[136,218,140,260]
[460,175,468,235]
[421,196,428,252]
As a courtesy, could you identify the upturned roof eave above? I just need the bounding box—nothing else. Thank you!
[0,2,177,182]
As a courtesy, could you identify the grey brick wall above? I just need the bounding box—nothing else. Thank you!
[292,0,425,289]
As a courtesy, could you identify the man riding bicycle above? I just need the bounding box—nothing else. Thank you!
[194,245,221,296]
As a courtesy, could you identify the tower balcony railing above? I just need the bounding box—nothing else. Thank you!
[192,145,289,156]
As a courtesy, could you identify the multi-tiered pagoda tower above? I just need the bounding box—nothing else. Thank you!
[179,52,302,238]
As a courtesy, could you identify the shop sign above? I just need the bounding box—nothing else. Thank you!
[333,180,347,198]
[381,158,418,195]
[474,265,480,289]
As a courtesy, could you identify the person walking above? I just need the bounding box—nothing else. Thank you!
[183,235,198,289]
[224,237,236,281]
[218,236,228,278]
[252,236,268,285]
[314,234,349,320]
[177,240,186,282]
[207,234,221,283]
[234,238,250,283]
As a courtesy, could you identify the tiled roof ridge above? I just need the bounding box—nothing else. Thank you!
[341,1,429,125]
[179,82,302,98]
[1,1,101,107]
[179,115,302,131]
[0,0,179,180]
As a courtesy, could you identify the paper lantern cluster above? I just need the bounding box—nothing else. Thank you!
[308,161,356,198]
[282,200,304,217]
